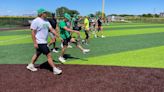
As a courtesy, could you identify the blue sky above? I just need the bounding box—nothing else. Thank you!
[0,0,164,16]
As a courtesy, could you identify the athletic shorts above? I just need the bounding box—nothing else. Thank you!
[36,44,50,55]
[98,26,102,31]
[73,26,81,31]
[63,37,71,46]
[93,24,96,28]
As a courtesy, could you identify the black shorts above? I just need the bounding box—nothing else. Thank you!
[73,26,81,31]
[36,44,50,55]
[63,37,71,46]
[93,24,96,28]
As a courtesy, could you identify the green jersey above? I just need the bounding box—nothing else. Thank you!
[59,20,71,39]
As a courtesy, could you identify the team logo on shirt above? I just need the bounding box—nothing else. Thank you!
[43,23,49,29]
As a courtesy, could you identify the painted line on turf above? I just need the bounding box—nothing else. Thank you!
[0,35,30,43]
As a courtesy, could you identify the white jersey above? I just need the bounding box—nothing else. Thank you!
[30,17,51,44]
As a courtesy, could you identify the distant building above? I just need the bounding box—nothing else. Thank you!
[160,12,164,17]
[108,15,125,22]
[107,15,110,22]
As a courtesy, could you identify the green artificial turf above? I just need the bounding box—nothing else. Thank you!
[0,23,164,69]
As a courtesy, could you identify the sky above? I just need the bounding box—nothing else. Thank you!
[0,0,164,16]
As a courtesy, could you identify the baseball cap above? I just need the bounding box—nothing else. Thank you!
[37,8,47,15]
[52,13,55,17]
[64,13,71,21]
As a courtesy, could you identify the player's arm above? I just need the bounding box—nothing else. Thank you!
[31,29,38,48]
[63,26,80,35]
[56,26,59,33]
[49,27,60,38]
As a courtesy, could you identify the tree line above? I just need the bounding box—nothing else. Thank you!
[110,13,160,18]
[46,6,107,18]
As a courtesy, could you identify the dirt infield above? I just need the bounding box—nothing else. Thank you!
[0,64,164,92]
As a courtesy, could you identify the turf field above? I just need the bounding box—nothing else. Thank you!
[1,23,164,92]
[1,23,164,68]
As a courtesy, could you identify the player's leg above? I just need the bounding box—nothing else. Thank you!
[59,39,68,63]
[70,38,90,54]
[48,38,55,47]
[48,33,58,53]
[31,52,41,64]
[52,38,59,53]
[84,30,90,44]
[97,26,101,37]
[42,44,62,75]
[46,53,62,75]
[93,24,97,38]
[100,26,105,38]
[26,47,42,72]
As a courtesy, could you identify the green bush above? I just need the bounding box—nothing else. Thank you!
[0,16,35,27]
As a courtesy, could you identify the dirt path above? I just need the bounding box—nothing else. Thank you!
[0,64,164,92]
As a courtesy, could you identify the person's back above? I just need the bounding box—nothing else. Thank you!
[97,18,102,26]
[59,20,71,39]
[84,18,89,30]
[48,18,57,29]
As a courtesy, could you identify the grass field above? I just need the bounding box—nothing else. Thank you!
[1,23,164,68]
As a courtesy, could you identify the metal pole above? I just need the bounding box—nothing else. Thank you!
[102,0,105,18]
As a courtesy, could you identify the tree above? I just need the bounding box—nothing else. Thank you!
[46,11,53,17]
[68,10,79,17]
[141,13,153,17]
[95,11,106,18]
[154,14,159,18]
[56,7,69,17]
[56,7,79,18]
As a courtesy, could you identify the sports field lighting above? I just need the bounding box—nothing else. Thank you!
[102,0,105,18]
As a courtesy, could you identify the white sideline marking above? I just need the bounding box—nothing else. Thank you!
[0,35,30,43]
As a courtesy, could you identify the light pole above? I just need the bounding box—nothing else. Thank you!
[102,0,105,18]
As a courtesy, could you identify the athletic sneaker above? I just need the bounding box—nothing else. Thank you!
[67,44,73,48]
[82,40,85,44]
[26,64,38,72]
[101,35,105,38]
[52,49,59,53]
[85,43,89,45]
[94,35,97,38]
[83,49,90,54]
[61,43,63,48]
[58,56,66,63]
[53,67,62,75]
[47,45,50,48]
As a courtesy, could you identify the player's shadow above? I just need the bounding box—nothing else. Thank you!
[37,60,62,72]
[63,54,80,60]
[37,54,88,72]
[38,61,55,72]
[63,54,88,61]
